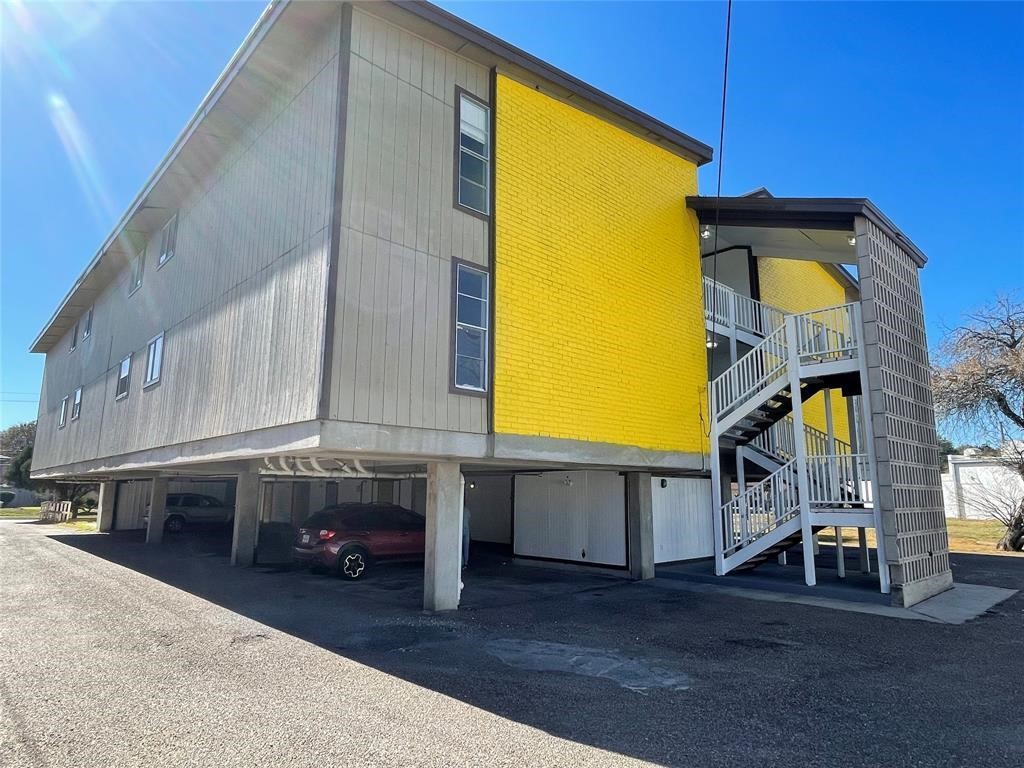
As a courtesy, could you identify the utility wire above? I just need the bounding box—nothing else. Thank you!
[705,0,734,444]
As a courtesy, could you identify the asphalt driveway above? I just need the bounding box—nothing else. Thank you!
[1,520,1022,767]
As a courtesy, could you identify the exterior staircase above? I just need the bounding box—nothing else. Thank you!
[705,285,888,591]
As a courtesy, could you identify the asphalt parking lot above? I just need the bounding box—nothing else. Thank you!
[1,520,1022,767]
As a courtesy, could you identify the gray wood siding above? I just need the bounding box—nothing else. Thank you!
[326,7,489,434]
[33,13,342,472]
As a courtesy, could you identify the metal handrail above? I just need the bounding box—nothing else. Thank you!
[702,276,786,337]
[752,417,854,462]
[792,303,860,364]
[807,453,873,508]
[711,323,789,420]
[720,458,801,556]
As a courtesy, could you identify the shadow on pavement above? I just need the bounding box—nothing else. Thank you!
[49,529,685,764]
[45,528,1024,766]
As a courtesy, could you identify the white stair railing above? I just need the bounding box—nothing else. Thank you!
[703,276,786,338]
[807,453,873,508]
[752,418,854,463]
[720,458,801,557]
[710,323,789,421]
[711,300,875,577]
[703,277,733,328]
[792,303,860,364]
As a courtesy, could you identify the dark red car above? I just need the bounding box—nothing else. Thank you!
[293,502,426,580]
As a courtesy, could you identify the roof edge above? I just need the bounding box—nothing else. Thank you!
[393,1,714,166]
[30,0,289,354]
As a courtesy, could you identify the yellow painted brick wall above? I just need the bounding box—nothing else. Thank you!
[493,75,707,454]
[757,257,853,443]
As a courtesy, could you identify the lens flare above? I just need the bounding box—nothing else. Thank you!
[47,90,117,227]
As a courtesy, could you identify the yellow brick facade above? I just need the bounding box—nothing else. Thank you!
[757,257,854,443]
[493,75,707,454]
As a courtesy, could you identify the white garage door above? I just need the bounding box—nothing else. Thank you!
[514,471,625,567]
[652,477,714,563]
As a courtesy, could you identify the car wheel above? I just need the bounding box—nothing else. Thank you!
[338,546,370,581]
[164,515,185,533]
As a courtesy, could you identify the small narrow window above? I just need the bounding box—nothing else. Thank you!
[129,247,145,295]
[58,396,69,428]
[144,333,164,387]
[69,321,79,352]
[456,91,490,215]
[453,262,489,392]
[82,306,94,340]
[158,213,178,267]
[115,354,131,400]
[71,387,82,421]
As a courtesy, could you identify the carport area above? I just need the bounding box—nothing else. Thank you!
[98,459,674,612]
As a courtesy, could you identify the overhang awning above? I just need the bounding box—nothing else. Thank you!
[686,196,927,267]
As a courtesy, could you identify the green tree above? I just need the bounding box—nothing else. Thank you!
[936,436,956,473]
[5,445,35,488]
[5,444,95,518]
[0,421,36,456]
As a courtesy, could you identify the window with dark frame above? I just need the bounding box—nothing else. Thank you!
[82,306,93,340]
[456,92,490,215]
[158,213,178,267]
[71,387,82,421]
[115,354,131,400]
[129,247,145,295]
[69,321,79,352]
[144,333,164,387]
[453,262,489,392]
[58,396,69,428]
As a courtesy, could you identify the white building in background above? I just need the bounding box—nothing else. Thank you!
[941,449,1024,520]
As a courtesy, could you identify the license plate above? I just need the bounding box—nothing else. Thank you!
[301,533,311,544]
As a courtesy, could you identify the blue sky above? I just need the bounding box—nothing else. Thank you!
[1,1,1022,431]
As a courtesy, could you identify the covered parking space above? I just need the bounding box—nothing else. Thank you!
[96,456,685,612]
[244,457,667,611]
[96,475,236,542]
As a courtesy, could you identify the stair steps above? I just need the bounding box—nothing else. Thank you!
[710,301,875,580]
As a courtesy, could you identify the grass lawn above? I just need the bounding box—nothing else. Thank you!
[0,507,40,519]
[57,514,97,532]
[818,518,1022,557]
[0,508,97,532]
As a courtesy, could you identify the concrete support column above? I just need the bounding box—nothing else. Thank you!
[231,471,260,567]
[145,477,168,545]
[835,527,846,578]
[626,472,655,580]
[96,481,116,532]
[423,461,462,612]
[858,528,871,573]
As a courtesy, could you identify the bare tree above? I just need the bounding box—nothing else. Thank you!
[933,295,1024,550]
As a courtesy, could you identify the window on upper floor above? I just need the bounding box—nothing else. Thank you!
[71,387,82,421]
[82,306,94,340]
[144,333,164,388]
[158,213,178,267]
[115,354,131,400]
[455,90,490,216]
[69,320,79,352]
[58,396,69,428]
[452,262,489,392]
[129,247,145,295]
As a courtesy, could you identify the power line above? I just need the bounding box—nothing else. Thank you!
[705,0,734,444]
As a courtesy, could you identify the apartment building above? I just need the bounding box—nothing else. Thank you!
[31,0,950,609]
